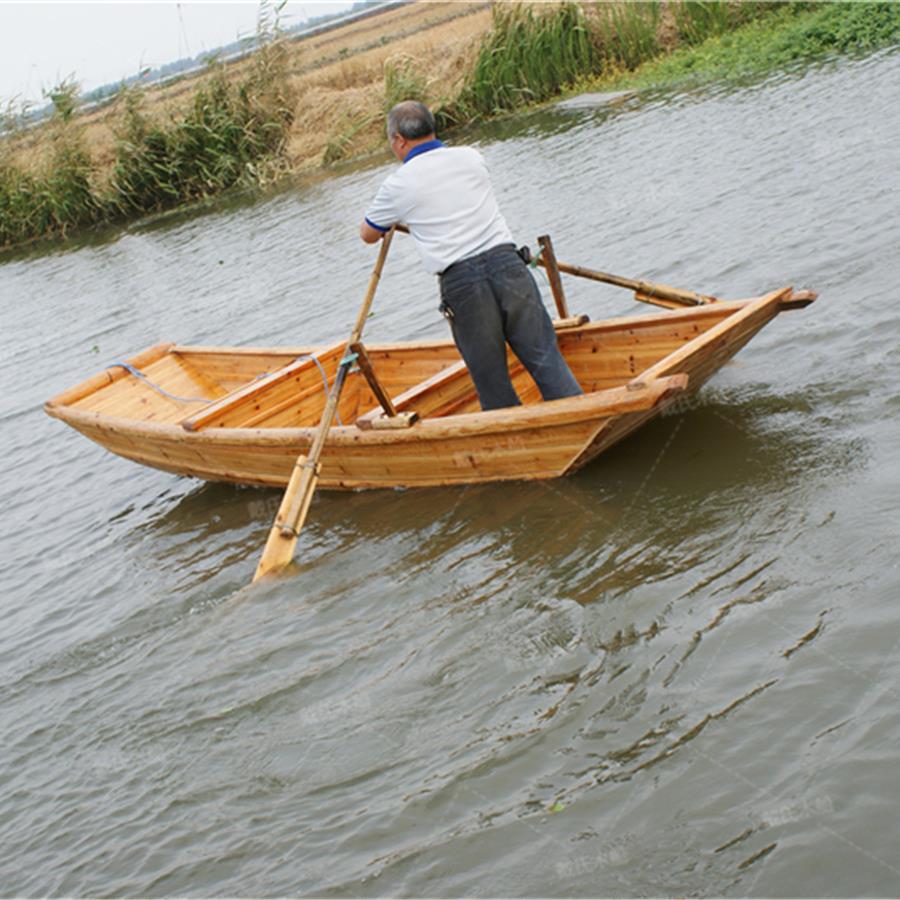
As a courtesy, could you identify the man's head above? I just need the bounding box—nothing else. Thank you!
[386,100,436,161]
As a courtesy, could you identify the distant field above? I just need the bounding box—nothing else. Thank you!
[5,1,895,250]
[5,0,492,176]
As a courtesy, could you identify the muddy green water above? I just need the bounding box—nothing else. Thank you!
[1,50,899,897]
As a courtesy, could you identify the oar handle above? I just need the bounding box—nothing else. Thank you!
[349,227,396,340]
[280,227,396,533]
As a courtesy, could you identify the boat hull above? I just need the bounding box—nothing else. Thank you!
[51,380,687,489]
[46,289,802,491]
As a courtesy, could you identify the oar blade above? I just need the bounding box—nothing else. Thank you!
[252,456,318,583]
[253,523,300,583]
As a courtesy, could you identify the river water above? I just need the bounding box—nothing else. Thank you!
[1,49,899,898]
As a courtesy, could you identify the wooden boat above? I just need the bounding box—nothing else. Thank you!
[45,266,816,491]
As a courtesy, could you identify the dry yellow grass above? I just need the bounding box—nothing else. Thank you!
[3,1,492,177]
[290,7,489,168]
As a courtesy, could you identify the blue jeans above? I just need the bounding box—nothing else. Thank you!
[438,244,583,410]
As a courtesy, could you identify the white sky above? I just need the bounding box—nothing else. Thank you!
[0,0,355,108]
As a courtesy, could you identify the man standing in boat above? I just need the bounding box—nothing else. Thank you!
[360,100,582,411]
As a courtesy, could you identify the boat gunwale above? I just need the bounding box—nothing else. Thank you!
[166,300,752,358]
[41,284,816,491]
[44,374,690,447]
[44,299,754,417]
[42,295,783,447]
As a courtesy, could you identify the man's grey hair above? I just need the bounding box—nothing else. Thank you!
[387,101,436,140]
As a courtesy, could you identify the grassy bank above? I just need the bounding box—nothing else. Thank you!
[0,42,294,247]
[2,1,898,250]
[447,1,899,122]
[585,1,900,92]
[443,0,781,123]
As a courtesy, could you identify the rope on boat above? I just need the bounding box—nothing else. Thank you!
[107,362,209,404]
[301,352,343,427]
[109,351,342,422]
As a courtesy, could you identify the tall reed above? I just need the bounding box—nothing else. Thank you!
[451,3,600,121]
[111,50,294,216]
[667,1,796,52]
[383,54,429,113]
[0,39,296,246]
[0,93,102,246]
[624,0,900,86]
[590,2,662,71]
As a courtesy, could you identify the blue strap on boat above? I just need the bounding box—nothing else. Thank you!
[299,353,332,397]
[110,351,344,424]
[340,351,359,367]
[298,352,343,426]
[107,361,209,404]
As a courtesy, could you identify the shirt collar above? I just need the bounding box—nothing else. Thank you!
[403,139,445,164]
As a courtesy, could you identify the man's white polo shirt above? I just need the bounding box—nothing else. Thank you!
[364,140,515,275]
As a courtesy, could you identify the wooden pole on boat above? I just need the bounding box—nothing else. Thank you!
[252,228,396,583]
[349,341,398,418]
[536,257,720,307]
[393,223,715,308]
[537,235,570,319]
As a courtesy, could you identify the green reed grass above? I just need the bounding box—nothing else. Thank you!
[444,1,786,125]
[383,55,429,113]
[450,2,600,121]
[673,0,736,46]
[592,1,899,92]
[111,52,294,216]
[590,2,661,72]
[0,117,103,247]
[0,163,41,247]
[0,40,295,247]
[322,112,378,166]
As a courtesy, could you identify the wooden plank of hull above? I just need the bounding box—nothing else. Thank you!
[637,288,788,383]
[564,288,791,472]
[61,415,605,488]
[166,305,738,374]
[175,352,308,393]
[59,351,228,425]
[169,305,737,399]
[558,309,732,388]
[181,341,344,431]
[178,343,465,396]
[51,377,687,490]
[45,343,175,409]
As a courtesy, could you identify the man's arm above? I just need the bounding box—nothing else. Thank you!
[360,219,386,243]
[362,176,397,243]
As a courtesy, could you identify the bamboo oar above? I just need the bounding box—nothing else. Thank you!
[252,228,396,583]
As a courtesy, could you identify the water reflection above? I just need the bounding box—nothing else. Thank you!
[136,382,865,606]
